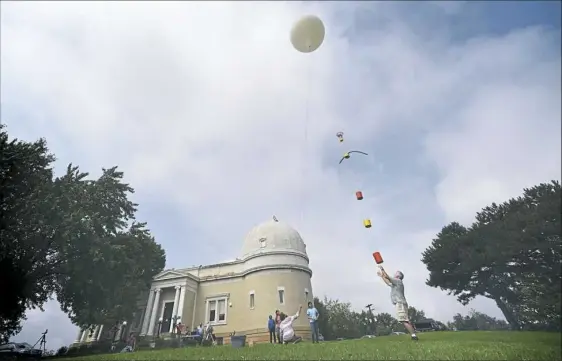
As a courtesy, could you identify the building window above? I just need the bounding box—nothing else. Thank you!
[206,297,228,324]
[249,291,255,309]
[277,286,285,305]
[259,237,267,248]
[305,289,309,302]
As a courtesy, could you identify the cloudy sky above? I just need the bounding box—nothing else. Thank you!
[1,0,560,350]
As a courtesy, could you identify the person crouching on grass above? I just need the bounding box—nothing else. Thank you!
[377,266,419,341]
[279,305,303,344]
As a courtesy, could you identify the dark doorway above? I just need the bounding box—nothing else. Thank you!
[161,302,174,333]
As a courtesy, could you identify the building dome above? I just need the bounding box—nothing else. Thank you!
[241,220,307,258]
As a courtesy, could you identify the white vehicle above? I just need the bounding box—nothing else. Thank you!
[0,342,42,358]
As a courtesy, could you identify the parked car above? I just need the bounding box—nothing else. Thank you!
[414,319,441,332]
[0,342,42,359]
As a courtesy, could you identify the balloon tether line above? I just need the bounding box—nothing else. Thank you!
[300,45,312,227]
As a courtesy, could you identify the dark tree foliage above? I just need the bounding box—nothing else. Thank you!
[422,181,561,330]
[448,309,509,331]
[0,125,166,340]
[0,127,56,340]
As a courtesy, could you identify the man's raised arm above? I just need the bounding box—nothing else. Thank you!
[378,266,402,286]
[293,305,303,319]
[377,270,392,286]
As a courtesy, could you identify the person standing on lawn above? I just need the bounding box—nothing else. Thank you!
[275,310,282,344]
[267,315,277,343]
[306,302,320,343]
[377,266,418,341]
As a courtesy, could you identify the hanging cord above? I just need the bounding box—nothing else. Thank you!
[300,49,313,227]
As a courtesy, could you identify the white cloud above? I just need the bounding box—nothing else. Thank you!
[1,1,559,350]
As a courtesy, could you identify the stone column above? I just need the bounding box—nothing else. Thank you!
[147,288,161,336]
[141,289,156,335]
[177,286,186,319]
[80,329,88,342]
[91,326,99,341]
[96,325,104,341]
[75,330,83,343]
[169,286,181,332]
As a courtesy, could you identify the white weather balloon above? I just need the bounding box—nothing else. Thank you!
[290,15,325,53]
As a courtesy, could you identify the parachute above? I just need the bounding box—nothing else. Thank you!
[339,150,369,164]
[336,132,344,142]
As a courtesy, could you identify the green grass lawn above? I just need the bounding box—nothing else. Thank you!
[74,331,561,360]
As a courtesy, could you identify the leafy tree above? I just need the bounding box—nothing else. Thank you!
[407,306,426,324]
[372,312,403,335]
[0,125,166,340]
[358,310,375,335]
[450,310,509,331]
[422,181,561,330]
[56,346,68,356]
[313,297,329,338]
[0,127,57,340]
[313,297,363,340]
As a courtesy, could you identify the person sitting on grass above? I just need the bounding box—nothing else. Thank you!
[120,332,136,352]
[279,304,303,344]
[377,266,419,341]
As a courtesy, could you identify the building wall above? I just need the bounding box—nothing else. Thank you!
[181,289,196,330]
[185,261,244,280]
[242,252,309,272]
[192,268,313,338]
[242,269,313,331]
[194,277,242,334]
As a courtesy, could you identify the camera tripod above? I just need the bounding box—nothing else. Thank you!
[32,329,47,354]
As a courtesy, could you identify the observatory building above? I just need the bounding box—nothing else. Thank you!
[73,220,314,345]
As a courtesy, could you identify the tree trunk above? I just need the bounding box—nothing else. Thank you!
[494,298,520,330]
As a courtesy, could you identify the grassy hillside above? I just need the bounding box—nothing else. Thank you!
[73,331,561,360]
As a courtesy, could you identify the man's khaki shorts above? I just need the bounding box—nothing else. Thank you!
[395,303,409,322]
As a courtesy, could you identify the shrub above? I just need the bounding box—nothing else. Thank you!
[56,346,68,356]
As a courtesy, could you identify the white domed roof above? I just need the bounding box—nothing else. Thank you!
[241,220,307,258]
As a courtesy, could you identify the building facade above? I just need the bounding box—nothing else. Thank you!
[74,219,314,344]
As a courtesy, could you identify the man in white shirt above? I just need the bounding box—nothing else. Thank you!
[378,266,419,341]
[279,305,303,344]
